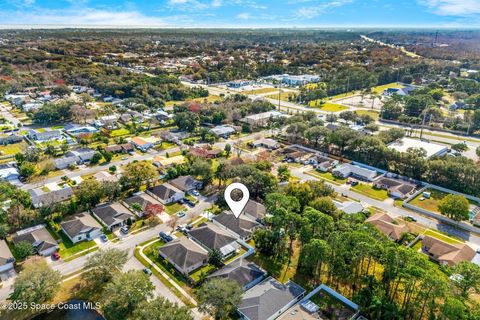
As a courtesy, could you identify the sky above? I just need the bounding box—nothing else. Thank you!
[0,0,480,28]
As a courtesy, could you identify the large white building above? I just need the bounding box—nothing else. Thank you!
[387,137,448,159]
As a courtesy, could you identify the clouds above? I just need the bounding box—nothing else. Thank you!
[420,0,480,16]
[295,0,353,19]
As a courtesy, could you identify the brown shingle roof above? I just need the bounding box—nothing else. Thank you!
[422,235,476,266]
[366,212,409,241]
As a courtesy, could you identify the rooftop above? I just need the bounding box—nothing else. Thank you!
[387,137,448,158]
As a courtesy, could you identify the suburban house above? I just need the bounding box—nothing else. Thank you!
[54,156,79,170]
[0,164,20,182]
[0,134,23,145]
[28,129,63,142]
[366,212,409,242]
[240,111,287,127]
[158,237,208,276]
[0,240,15,273]
[207,258,266,291]
[153,155,186,168]
[12,224,59,256]
[243,199,267,221]
[251,138,280,150]
[333,200,365,214]
[92,202,135,231]
[311,155,338,172]
[449,101,466,111]
[332,163,377,181]
[382,86,416,97]
[147,183,185,205]
[210,125,236,138]
[421,235,476,266]
[64,124,98,135]
[60,212,103,244]
[131,137,154,152]
[189,146,222,159]
[169,175,203,193]
[213,211,261,240]
[93,171,119,183]
[29,185,74,208]
[105,143,134,154]
[188,222,240,258]
[237,277,306,320]
[277,284,359,320]
[373,177,416,199]
[65,148,96,164]
[122,192,163,217]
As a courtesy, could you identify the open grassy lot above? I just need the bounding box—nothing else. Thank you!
[308,100,349,112]
[0,141,27,155]
[165,202,185,215]
[371,82,404,94]
[354,110,380,121]
[305,169,347,185]
[243,87,279,95]
[191,95,222,103]
[266,91,297,102]
[351,183,389,201]
[408,189,449,214]
[110,128,130,137]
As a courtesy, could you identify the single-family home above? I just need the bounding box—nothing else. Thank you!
[251,138,280,150]
[189,146,222,159]
[131,137,154,152]
[243,199,267,221]
[383,86,416,97]
[449,101,466,111]
[366,212,409,242]
[210,125,236,138]
[0,164,20,182]
[312,155,337,172]
[373,177,416,199]
[0,134,23,145]
[237,277,306,320]
[421,235,476,266]
[122,192,163,217]
[93,171,119,183]
[158,237,208,276]
[169,175,203,193]
[213,211,261,240]
[188,222,240,258]
[92,202,135,231]
[64,124,98,135]
[332,163,377,181]
[12,225,59,256]
[28,129,63,142]
[277,284,359,320]
[147,183,185,204]
[153,155,185,168]
[60,212,103,244]
[0,240,15,273]
[65,148,96,164]
[105,143,133,154]
[240,111,287,127]
[54,156,79,170]
[29,186,74,208]
[333,200,365,214]
[207,258,266,291]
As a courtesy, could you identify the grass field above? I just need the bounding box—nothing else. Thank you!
[409,189,449,214]
[371,82,404,94]
[243,87,279,95]
[0,141,27,155]
[351,183,389,201]
[267,91,297,102]
[110,128,130,137]
[354,110,380,121]
[308,101,349,112]
[56,231,97,259]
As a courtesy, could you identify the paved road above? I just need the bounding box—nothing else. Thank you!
[291,166,480,248]
[0,103,21,127]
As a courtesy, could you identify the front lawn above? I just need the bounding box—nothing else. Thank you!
[165,202,185,215]
[57,231,97,259]
[351,183,389,201]
[0,141,27,155]
[306,170,347,185]
[424,229,464,245]
[408,189,451,214]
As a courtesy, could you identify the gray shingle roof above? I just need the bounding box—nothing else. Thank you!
[243,200,266,220]
[213,211,260,238]
[169,175,201,192]
[159,237,208,272]
[207,258,265,288]
[188,222,238,252]
[238,277,305,320]
[92,202,134,227]
[0,240,14,266]
[12,225,58,254]
[60,212,102,239]
[148,183,182,201]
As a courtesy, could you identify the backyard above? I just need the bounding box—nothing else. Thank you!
[0,141,27,156]
[409,189,449,214]
[351,183,389,201]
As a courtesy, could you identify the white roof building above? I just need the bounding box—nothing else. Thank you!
[387,137,448,158]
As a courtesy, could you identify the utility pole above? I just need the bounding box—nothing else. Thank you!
[419,110,427,140]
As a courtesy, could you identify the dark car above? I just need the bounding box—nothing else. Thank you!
[159,231,173,242]
[143,268,152,276]
[185,200,195,208]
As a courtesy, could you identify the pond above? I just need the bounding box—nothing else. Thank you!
[32,300,104,320]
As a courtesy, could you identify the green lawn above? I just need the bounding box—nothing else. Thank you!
[266,91,297,102]
[409,189,449,214]
[308,101,349,112]
[305,170,347,185]
[244,87,279,95]
[110,128,130,137]
[371,82,404,94]
[0,141,27,155]
[165,202,185,215]
[424,229,464,245]
[189,264,216,283]
[351,183,389,201]
[354,110,380,121]
[57,231,97,259]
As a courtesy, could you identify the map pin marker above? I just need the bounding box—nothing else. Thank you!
[225,183,250,218]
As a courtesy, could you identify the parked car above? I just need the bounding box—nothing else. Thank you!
[191,190,200,196]
[120,226,129,234]
[178,199,186,204]
[143,268,152,276]
[351,181,359,186]
[100,234,108,242]
[185,200,195,208]
[159,231,173,242]
[405,215,417,222]
[51,252,60,260]
[121,157,129,160]
[177,211,186,218]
